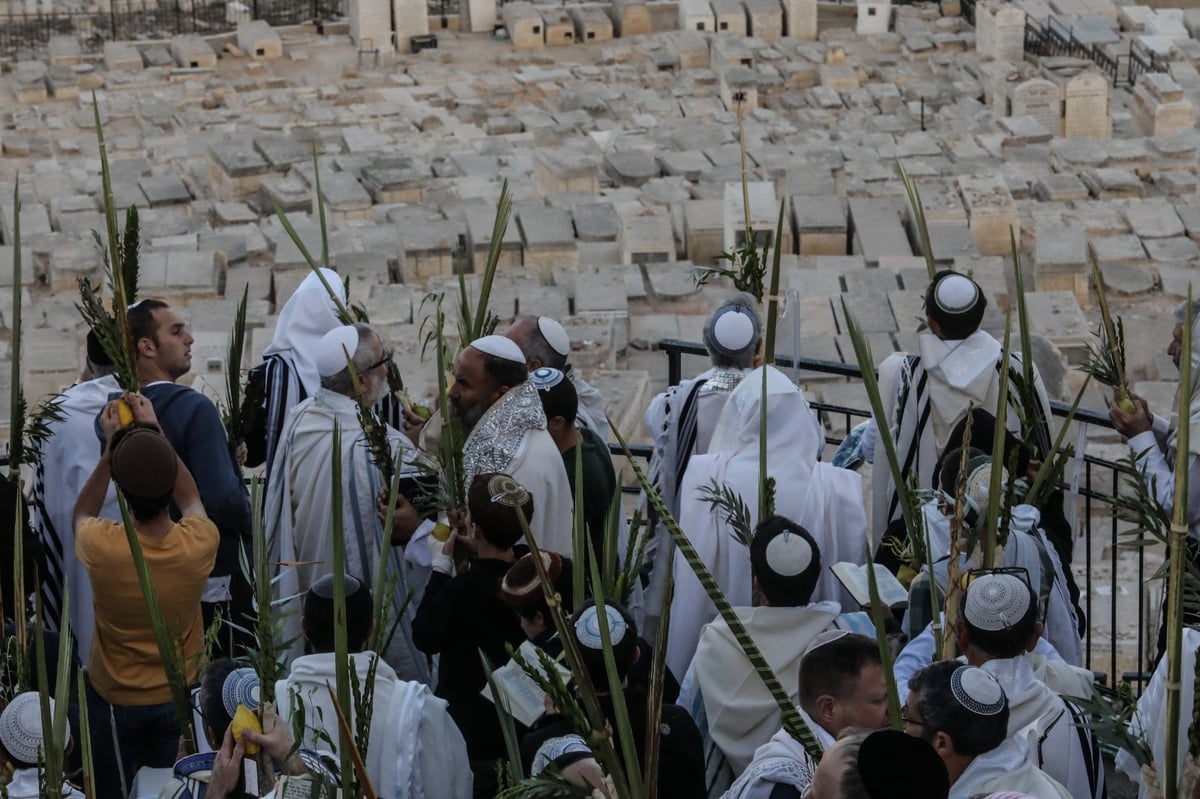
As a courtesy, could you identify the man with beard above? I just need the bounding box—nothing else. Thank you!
[267,323,431,682]
[445,335,573,554]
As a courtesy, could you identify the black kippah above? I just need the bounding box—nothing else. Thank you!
[857,730,949,799]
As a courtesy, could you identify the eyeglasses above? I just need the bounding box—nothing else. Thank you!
[366,349,393,372]
[900,710,925,727]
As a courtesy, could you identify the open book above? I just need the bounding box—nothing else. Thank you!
[831,562,909,609]
[481,640,572,728]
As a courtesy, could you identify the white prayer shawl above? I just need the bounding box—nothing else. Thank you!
[1117,627,1200,799]
[980,657,1104,799]
[277,652,472,799]
[692,603,840,775]
[667,366,868,677]
[911,500,1083,667]
[461,380,574,555]
[871,331,1051,537]
[951,737,1072,799]
[6,769,84,799]
[32,374,121,664]
[720,726,819,799]
[642,369,719,624]
[568,368,610,441]
[266,388,429,683]
[260,269,347,475]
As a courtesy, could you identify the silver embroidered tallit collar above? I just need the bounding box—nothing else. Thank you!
[704,368,748,393]
[463,379,548,482]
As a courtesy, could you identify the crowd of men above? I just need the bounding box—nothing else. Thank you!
[2,267,1196,798]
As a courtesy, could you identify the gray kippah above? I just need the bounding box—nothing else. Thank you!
[963,573,1032,632]
[950,666,1006,717]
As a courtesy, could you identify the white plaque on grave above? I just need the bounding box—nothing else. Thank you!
[1011,78,1062,136]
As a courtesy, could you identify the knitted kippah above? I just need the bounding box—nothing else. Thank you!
[0,693,52,766]
[950,666,1006,717]
[221,668,261,718]
[531,367,566,391]
[574,604,628,649]
[488,474,531,508]
[963,573,1033,632]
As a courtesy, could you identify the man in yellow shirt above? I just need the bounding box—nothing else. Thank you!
[74,394,217,798]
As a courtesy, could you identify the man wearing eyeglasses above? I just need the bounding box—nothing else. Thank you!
[265,323,433,684]
[956,572,1102,799]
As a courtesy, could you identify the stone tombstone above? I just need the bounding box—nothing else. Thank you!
[785,0,817,39]
[856,0,890,34]
[977,2,1026,62]
[1011,78,1062,136]
[350,0,394,52]
[1063,71,1112,140]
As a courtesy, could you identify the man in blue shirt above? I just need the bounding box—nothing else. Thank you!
[126,299,253,659]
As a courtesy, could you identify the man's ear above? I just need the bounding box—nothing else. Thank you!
[955,620,969,652]
[931,730,954,758]
[814,694,837,724]
[136,337,155,358]
[528,358,542,371]
[1028,621,1044,652]
[926,316,942,338]
[548,416,568,435]
[362,620,376,650]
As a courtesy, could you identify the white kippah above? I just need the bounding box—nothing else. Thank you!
[315,325,361,378]
[764,530,814,577]
[712,309,756,353]
[965,458,1002,510]
[531,367,565,390]
[0,692,52,766]
[950,666,1006,716]
[963,574,1032,632]
[575,604,628,649]
[934,274,980,314]
[538,317,571,357]
[470,334,527,363]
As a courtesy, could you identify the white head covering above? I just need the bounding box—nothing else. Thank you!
[315,325,361,378]
[222,668,262,717]
[575,605,629,649]
[950,666,1007,716]
[537,317,571,357]
[764,529,814,577]
[933,273,981,315]
[963,573,1033,632]
[0,693,52,766]
[470,335,527,363]
[263,268,348,395]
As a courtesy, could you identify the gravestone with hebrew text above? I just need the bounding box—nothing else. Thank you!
[1011,78,1062,136]
[1063,71,1112,140]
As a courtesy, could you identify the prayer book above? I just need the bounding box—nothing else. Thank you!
[480,640,571,727]
[831,562,909,609]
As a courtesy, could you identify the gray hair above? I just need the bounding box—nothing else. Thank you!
[320,323,378,395]
[512,316,567,371]
[703,292,762,369]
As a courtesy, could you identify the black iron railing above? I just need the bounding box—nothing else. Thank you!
[655,338,1155,689]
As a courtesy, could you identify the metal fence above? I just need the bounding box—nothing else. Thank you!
[655,339,1156,690]
[0,0,340,58]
